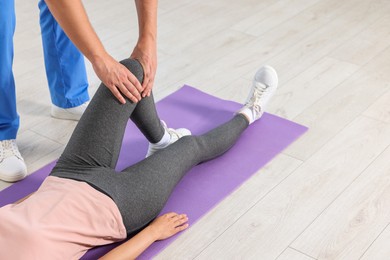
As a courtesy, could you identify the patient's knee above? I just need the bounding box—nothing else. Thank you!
[119,58,144,84]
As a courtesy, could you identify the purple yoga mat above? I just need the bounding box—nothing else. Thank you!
[0,85,307,259]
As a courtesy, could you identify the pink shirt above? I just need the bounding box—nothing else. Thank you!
[0,176,127,259]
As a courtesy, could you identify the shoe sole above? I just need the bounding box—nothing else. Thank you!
[244,65,278,105]
[254,65,278,89]
[0,171,27,182]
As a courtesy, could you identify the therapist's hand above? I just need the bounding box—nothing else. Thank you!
[92,53,143,104]
[130,38,157,98]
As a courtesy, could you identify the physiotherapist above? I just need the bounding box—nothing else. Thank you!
[0,0,157,182]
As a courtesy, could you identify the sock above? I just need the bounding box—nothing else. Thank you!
[238,107,254,124]
[151,129,170,147]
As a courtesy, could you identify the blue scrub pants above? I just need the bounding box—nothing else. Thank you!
[0,0,90,140]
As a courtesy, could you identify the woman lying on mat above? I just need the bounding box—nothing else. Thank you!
[0,59,278,259]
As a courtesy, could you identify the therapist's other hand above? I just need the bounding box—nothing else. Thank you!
[92,53,143,104]
[130,38,157,98]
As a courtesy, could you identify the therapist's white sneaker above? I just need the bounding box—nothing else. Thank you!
[51,101,90,121]
[146,121,191,157]
[0,139,27,182]
[237,65,278,124]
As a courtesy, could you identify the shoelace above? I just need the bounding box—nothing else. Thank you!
[167,128,183,140]
[0,140,22,161]
[245,82,268,117]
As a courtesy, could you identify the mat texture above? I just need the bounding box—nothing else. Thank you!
[0,85,308,259]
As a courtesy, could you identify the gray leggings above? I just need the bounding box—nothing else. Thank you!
[50,59,249,236]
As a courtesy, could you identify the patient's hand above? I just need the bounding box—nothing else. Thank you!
[149,212,189,240]
[101,212,188,259]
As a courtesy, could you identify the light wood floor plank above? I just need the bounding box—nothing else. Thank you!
[283,53,390,160]
[183,0,379,94]
[363,89,390,123]
[154,28,256,91]
[277,247,316,260]
[358,45,390,81]
[233,0,322,37]
[291,143,390,259]
[30,117,78,145]
[260,0,389,86]
[360,224,390,260]
[194,116,390,259]
[214,77,252,103]
[329,14,390,66]
[155,0,351,91]
[232,0,350,66]
[268,56,359,119]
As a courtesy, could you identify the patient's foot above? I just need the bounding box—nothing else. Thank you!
[0,139,27,182]
[237,65,278,124]
[51,101,90,121]
[146,121,191,157]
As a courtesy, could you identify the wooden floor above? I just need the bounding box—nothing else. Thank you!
[3,0,390,259]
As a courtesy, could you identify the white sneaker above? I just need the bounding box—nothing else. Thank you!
[51,101,90,121]
[0,140,27,182]
[146,121,191,157]
[237,65,278,123]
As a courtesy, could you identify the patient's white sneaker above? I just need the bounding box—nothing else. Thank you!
[146,121,191,157]
[51,101,90,121]
[237,65,278,124]
[0,140,27,182]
